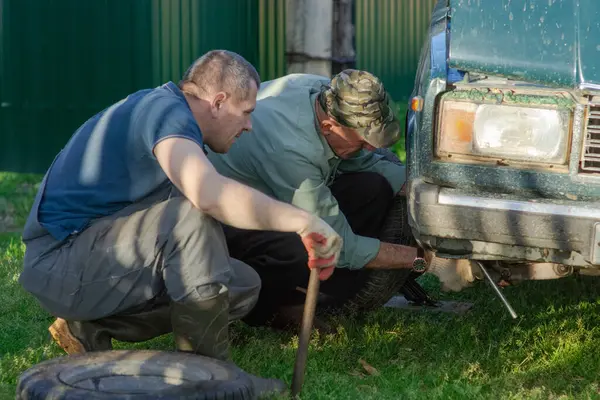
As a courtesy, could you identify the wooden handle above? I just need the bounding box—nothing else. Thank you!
[291,267,321,397]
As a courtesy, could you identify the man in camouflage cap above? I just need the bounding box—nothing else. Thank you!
[320,69,401,148]
[207,69,423,330]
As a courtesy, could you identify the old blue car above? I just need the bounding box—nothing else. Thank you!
[406,0,600,312]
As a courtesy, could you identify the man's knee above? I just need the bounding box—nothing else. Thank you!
[192,261,261,322]
[273,233,309,264]
[333,171,394,210]
[194,282,228,301]
[358,172,394,198]
[231,258,262,294]
[229,258,262,316]
[257,234,309,285]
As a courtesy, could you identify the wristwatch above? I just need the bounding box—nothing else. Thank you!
[412,247,428,273]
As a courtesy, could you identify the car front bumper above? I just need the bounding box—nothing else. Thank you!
[407,178,600,267]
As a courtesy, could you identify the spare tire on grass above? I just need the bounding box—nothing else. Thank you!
[16,350,255,400]
[318,195,417,315]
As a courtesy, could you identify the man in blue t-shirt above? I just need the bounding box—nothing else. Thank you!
[19,50,342,390]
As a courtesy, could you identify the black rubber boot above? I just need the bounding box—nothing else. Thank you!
[170,287,288,397]
[49,300,172,354]
[170,287,230,361]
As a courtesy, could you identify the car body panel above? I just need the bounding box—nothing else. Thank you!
[448,0,600,89]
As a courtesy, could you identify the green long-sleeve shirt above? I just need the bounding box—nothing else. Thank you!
[207,74,405,269]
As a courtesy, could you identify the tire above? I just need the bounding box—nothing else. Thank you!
[318,195,416,315]
[16,350,255,400]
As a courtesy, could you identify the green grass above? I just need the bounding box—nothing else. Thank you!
[391,101,408,163]
[2,171,600,399]
[0,172,42,233]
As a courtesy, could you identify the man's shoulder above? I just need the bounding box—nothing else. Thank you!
[86,83,187,132]
[260,73,331,88]
[258,73,330,99]
[131,83,196,134]
[252,74,328,130]
[248,104,323,161]
[133,83,189,113]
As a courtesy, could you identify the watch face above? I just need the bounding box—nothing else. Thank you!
[412,257,427,272]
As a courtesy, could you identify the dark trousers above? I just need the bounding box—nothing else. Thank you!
[222,171,395,325]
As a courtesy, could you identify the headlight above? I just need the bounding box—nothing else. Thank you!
[437,100,571,164]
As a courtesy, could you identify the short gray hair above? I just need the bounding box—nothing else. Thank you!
[179,50,260,101]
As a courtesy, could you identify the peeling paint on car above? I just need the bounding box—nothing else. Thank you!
[444,88,576,109]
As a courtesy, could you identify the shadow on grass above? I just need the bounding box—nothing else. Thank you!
[227,275,600,399]
[3,226,600,399]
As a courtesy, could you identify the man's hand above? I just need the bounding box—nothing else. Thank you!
[297,216,343,281]
[427,256,479,292]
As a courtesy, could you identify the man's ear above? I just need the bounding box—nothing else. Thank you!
[210,92,228,117]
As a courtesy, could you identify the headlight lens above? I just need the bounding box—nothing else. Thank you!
[438,100,571,164]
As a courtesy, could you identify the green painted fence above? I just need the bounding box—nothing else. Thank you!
[0,0,434,173]
[355,0,438,103]
[0,0,286,174]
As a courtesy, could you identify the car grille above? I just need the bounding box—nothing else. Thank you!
[581,103,600,173]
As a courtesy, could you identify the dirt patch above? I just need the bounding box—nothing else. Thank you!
[0,197,23,233]
[0,215,21,234]
[0,215,16,231]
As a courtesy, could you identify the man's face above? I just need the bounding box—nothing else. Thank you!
[324,122,377,159]
[209,81,258,153]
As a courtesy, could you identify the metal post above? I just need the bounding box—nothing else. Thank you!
[476,261,518,319]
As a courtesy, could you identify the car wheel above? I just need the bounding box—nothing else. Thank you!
[16,350,255,400]
[318,195,416,315]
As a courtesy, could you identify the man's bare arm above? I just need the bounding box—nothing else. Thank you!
[364,242,418,269]
[154,137,313,233]
[154,137,343,280]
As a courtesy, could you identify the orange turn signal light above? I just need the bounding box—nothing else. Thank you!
[411,96,424,112]
[438,101,476,154]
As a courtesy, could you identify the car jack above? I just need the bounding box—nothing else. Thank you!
[476,261,518,319]
[400,272,439,307]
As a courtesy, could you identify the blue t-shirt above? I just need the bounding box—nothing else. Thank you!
[38,82,203,241]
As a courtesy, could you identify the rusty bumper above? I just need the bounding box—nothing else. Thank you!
[407,178,600,267]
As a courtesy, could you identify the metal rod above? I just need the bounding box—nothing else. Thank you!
[291,267,321,397]
[476,261,517,319]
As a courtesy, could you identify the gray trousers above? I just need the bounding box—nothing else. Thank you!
[19,184,261,323]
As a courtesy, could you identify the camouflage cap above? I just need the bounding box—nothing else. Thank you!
[321,69,401,148]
